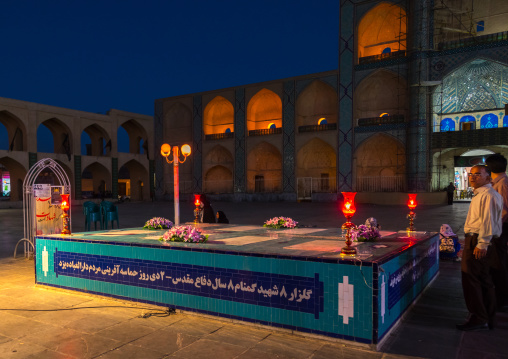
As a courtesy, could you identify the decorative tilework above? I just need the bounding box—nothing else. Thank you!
[154,101,164,198]
[29,152,37,168]
[283,81,296,193]
[234,89,246,193]
[338,276,354,324]
[193,96,203,193]
[73,155,81,200]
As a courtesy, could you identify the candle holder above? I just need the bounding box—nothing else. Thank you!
[61,193,71,235]
[341,192,357,256]
[193,194,202,224]
[407,193,417,232]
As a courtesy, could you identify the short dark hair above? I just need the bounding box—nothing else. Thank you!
[472,164,491,176]
[485,154,507,173]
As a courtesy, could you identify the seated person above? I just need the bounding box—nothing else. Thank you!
[216,211,229,224]
[439,224,461,261]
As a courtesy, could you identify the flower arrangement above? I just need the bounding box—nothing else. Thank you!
[160,225,208,243]
[263,217,298,229]
[351,224,381,242]
[143,217,173,230]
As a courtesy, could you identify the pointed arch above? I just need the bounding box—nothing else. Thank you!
[119,159,149,201]
[357,2,407,59]
[204,96,234,135]
[296,80,338,128]
[37,117,73,156]
[297,138,336,192]
[81,161,112,199]
[354,69,407,119]
[354,133,405,191]
[247,89,282,132]
[0,110,27,151]
[247,142,282,193]
[81,124,111,157]
[204,165,233,194]
[118,119,148,154]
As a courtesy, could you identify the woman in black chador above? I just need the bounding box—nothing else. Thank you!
[216,211,229,224]
[200,194,216,223]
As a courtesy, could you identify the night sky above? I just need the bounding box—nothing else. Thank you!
[1,1,340,117]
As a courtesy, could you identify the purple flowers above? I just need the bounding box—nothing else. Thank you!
[263,217,298,229]
[160,225,208,243]
[351,224,381,242]
[143,217,173,230]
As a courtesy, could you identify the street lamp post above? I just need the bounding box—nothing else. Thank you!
[160,143,191,225]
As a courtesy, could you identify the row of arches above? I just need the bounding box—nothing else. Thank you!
[0,111,148,157]
[0,157,148,201]
[185,80,339,137]
[201,134,404,193]
[440,114,508,132]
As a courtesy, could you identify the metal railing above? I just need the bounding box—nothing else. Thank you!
[356,176,405,192]
[438,31,508,51]
[357,115,405,127]
[248,127,282,136]
[358,50,406,65]
[205,132,234,141]
[298,123,337,133]
[297,177,337,200]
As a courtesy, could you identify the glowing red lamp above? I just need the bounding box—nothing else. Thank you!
[193,194,202,224]
[407,193,417,232]
[341,192,357,256]
[60,193,71,235]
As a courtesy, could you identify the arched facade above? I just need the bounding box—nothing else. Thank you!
[357,2,407,60]
[204,96,234,135]
[354,69,407,120]
[164,102,193,143]
[203,145,233,193]
[296,138,336,192]
[81,162,112,199]
[0,97,153,203]
[118,159,149,201]
[246,142,282,193]
[118,119,148,154]
[354,134,405,192]
[296,80,338,128]
[247,89,282,131]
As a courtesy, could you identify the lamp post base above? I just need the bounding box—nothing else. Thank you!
[340,246,357,256]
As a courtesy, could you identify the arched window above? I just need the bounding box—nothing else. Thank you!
[477,20,484,32]
[268,123,276,129]
[503,115,508,127]
[440,118,455,132]
[318,118,327,125]
[480,113,498,129]
[382,47,392,54]
[225,128,231,133]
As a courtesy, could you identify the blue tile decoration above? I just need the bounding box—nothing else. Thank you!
[193,95,203,193]
[35,226,439,346]
[283,80,296,193]
[234,88,246,193]
[154,100,164,198]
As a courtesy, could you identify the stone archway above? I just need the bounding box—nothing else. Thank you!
[247,89,282,131]
[204,165,233,194]
[354,69,407,120]
[119,159,149,201]
[204,96,234,135]
[81,124,111,157]
[37,117,73,158]
[81,162,112,199]
[118,119,148,155]
[0,110,27,152]
[357,2,407,59]
[354,134,405,192]
[247,142,282,193]
[296,138,336,192]
[296,80,338,128]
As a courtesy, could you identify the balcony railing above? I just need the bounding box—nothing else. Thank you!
[298,123,337,133]
[205,132,234,141]
[358,50,406,65]
[357,115,405,127]
[438,31,508,51]
[248,127,282,136]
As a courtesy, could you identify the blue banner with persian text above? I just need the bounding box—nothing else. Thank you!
[54,249,324,318]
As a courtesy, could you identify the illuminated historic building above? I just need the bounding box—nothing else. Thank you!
[155,0,508,202]
[0,97,154,204]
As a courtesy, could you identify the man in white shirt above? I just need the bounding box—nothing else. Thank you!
[486,154,508,311]
[457,165,503,331]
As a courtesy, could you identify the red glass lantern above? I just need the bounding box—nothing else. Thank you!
[60,194,71,235]
[193,194,202,224]
[407,193,417,232]
[340,192,357,256]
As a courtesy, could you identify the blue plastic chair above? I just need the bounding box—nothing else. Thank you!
[85,203,102,231]
[100,201,119,229]
[83,201,96,230]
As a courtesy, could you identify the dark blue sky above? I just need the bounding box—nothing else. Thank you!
[1,1,340,117]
